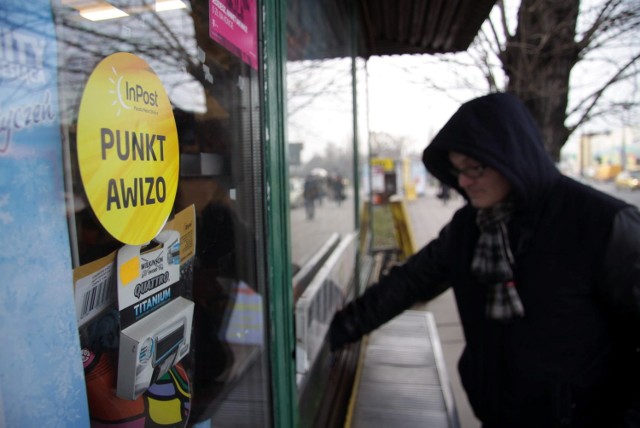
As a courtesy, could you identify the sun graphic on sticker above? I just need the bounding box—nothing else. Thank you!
[108,66,131,117]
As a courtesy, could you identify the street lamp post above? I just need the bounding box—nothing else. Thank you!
[620,102,632,172]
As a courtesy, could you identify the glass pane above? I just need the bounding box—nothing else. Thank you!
[286,2,359,424]
[355,56,371,293]
[52,0,271,426]
[286,3,356,278]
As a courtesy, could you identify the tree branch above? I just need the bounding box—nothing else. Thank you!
[567,50,640,135]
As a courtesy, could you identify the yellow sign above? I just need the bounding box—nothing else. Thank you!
[77,53,179,245]
[371,157,394,172]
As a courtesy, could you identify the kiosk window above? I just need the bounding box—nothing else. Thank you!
[53,1,271,425]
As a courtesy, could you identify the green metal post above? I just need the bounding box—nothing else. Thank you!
[262,0,298,426]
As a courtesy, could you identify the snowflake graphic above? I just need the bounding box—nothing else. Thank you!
[11,152,52,202]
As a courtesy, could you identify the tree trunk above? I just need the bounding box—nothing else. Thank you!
[501,0,580,161]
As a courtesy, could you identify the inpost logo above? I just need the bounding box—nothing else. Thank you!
[110,67,160,117]
[124,81,159,107]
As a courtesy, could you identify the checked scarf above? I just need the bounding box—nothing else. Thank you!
[471,201,525,320]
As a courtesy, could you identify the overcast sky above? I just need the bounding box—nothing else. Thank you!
[365,55,482,156]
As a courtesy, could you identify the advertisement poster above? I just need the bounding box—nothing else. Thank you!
[0,0,90,426]
[73,206,195,425]
[209,0,258,69]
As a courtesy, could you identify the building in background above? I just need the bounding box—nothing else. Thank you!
[577,126,640,180]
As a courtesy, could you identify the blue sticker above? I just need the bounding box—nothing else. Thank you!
[0,1,89,426]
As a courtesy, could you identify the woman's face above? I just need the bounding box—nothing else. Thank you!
[448,152,512,208]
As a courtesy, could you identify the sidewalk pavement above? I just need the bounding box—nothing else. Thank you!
[405,191,481,428]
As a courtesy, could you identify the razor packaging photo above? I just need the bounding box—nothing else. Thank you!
[115,230,194,400]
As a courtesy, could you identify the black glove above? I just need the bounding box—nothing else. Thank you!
[328,310,357,352]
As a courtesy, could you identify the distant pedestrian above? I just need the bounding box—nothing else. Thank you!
[303,175,318,220]
[328,93,640,427]
[333,174,345,206]
[437,182,451,205]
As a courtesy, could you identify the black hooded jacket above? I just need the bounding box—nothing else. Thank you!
[329,93,640,427]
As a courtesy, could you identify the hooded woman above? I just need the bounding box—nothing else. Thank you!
[328,93,640,427]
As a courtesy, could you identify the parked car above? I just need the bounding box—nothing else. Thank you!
[614,170,640,190]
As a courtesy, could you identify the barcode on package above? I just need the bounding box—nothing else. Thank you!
[75,263,116,326]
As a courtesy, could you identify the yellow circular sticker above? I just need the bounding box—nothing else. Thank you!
[77,52,179,245]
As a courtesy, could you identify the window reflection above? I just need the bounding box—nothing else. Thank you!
[286,2,361,424]
[53,0,271,426]
[355,57,372,290]
[286,57,356,275]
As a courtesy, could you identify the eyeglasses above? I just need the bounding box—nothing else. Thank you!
[451,164,486,179]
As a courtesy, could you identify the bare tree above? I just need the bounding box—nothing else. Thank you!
[370,131,409,158]
[396,0,640,161]
[498,0,640,160]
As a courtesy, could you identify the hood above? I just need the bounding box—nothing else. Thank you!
[422,92,561,209]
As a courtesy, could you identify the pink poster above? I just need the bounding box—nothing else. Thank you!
[209,0,258,69]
